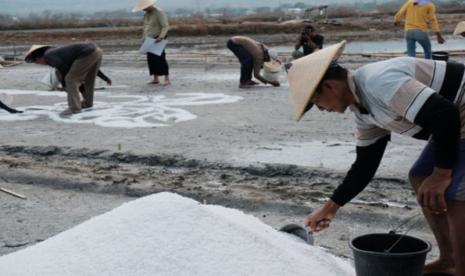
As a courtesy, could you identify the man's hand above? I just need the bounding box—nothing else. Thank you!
[155,37,163,43]
[269,81,280,87]
[106,80,112,86]
[9,109,23,114]
[417,167,452,214]
[305,200,340,232]
[436,33,446,44]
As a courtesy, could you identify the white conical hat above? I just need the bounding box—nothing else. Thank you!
[24,45,50,62]
[453,21,465,36]
[286,40,346,121]
[132,0,156,12]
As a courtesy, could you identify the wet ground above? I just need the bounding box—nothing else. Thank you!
[1,49,462,261]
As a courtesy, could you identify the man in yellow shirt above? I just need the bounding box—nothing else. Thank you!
[394,0,445,59]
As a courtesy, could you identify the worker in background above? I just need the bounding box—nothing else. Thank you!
[133,0,170,86]
[227,36,281,89]
[293,25,324,60]
[394,0,445,59]
[25,43,103,116]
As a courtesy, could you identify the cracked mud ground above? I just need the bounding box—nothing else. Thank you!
[0,146,438,260]
[1,49,455,262]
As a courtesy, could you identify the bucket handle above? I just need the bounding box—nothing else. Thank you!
[385,212,422,253]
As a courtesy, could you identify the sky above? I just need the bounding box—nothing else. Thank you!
[2,0,389,15]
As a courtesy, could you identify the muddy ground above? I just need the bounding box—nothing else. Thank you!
[2,39,464,263]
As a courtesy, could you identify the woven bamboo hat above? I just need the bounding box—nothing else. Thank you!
[132,0,156,12]
[286,40,346,121]
[453,21,465,36]
[24,45,50,63]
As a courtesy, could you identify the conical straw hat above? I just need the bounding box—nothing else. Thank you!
[24,45,50,62]
[132,0,156,12]
[453,21,465,36]
[287,40,346,121]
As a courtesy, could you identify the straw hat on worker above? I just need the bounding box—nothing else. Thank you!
[24,45,51,63]
[132,0,157,12]
[286,41,346,121]
[454,21,465,37]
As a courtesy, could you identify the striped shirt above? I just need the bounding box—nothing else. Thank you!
[350,57,465,147]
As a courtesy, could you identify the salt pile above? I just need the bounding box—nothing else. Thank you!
[0,192,354,276]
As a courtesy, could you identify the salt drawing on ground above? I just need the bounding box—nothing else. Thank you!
[0,90,243,128]
[0,192,354,276]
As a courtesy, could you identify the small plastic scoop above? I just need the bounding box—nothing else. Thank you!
[279,224,314,245]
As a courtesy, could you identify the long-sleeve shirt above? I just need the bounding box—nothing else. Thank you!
[143,8,169,39]
[331,57,464,206]
[43,43,97,85]
[394,0,440,32]
[231,36,268,83]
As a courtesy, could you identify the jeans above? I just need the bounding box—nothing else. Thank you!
[405,29,432,59]
[227,39,253,83]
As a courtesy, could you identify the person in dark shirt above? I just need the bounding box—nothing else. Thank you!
[25,43,103,116]
[293,25,324,59]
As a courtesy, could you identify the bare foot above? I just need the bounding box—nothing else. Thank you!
[147,80,160,85]
[424,259,455,275]
[239,83,253,89]
[247,80,259,86]
[162,80,171,86]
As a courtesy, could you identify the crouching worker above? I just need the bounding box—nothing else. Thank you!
[227,36,281,89]
[286,41,465,276]
[25,43,103,116]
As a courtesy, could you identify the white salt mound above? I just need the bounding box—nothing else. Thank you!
[0,192,354,276]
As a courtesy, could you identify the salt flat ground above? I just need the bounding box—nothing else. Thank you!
[2,53,461,260]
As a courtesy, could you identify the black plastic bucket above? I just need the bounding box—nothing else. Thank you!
[350,233,431,276]
[432,51,449,61]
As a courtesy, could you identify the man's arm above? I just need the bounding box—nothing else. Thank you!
[314,35,324,49]
[413,93,460,212]
[157,9,169,41]
[97,70,112,86]
[427,4,445,44]
[0,100,22,114]
[306,135,390,231]
[394,1,408,25]
[253,63,268,85]
[414,93,460,170]
[294,35,302,50]
[331,135,390,206]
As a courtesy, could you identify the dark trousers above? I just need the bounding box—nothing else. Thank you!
[227,39,253,83]
[147,51,169,76]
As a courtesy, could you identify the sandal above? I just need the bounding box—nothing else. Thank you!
[59,109,81,117]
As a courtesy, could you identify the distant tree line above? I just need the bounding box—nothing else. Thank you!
[0,0,464,30]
